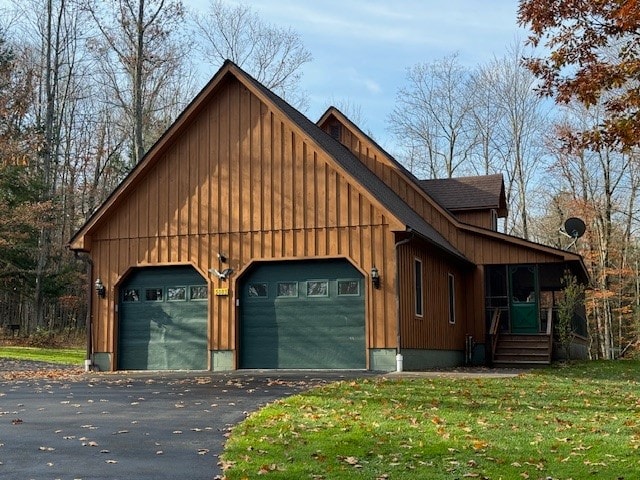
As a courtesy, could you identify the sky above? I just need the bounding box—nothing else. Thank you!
[0,0,526,153]
[205,0,527,153]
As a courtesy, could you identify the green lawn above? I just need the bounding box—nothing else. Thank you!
[0,346,85,365]
[222,361,640,479]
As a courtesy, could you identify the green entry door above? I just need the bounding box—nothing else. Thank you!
[509,265,539,334]
[118,266,208,370]
[240,259,365,369]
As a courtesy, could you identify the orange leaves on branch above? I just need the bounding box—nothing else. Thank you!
[519,0,640,150]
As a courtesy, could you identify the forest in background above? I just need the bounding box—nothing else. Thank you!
[0,0,638,359]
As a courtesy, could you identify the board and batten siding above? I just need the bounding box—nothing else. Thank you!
[453,210,495,230]
[87,77,399,364]
[458,230,570,266]
[396,241,472,350]
[320,115,462,251]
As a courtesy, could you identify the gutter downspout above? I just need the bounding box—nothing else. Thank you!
[394,230,414,372]
[74,251,93,372]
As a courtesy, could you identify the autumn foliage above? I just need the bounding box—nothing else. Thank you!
[519,0,640,150]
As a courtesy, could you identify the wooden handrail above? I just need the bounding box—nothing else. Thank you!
[489,308,501,361]
[546,307,553,336]
[545,307,553,362]
[490,308,501,336]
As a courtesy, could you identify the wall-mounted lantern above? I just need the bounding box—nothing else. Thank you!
[371,266,380,289]
[94,278,106,298]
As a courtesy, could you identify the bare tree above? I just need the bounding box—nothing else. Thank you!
[388,53,476,179]
[541,99,640,359]
[85,0,194,166]
[192,0,312,109]
[469,42,549,239]
[3,0,92,328]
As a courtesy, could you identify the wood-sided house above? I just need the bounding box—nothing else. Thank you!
[69,61,589,372]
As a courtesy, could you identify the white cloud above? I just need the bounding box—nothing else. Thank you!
[203,0,525,150]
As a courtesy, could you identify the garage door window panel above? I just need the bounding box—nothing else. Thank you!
[277,282,298,298]
[337,279,360,296]
[123,288,140,302]
[167,286,186,301]
[248,283,268,298]
[307,280,329,297]
[189,285,208,301]
[145,288,163,302]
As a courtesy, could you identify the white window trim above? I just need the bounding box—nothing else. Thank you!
[448,273,456,324]
[414,258,424,318]
[490,209,498,231]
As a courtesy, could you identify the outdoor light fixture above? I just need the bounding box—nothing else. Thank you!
[94,278,106,298]
[371,266,380,289]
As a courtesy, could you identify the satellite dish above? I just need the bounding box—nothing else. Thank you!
[560,217,586,250]
[564,217,586,239]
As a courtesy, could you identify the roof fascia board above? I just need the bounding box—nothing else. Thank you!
[459,221,588,268]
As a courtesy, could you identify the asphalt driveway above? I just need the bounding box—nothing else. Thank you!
[0,365,367,479]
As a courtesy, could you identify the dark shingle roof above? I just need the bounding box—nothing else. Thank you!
[230,62,469,263]
[418,175,507,217]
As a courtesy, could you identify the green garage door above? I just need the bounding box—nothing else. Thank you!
[118,266,208,370]
[240,259,365,369]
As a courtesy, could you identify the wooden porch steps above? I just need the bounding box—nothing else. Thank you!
[493,334,552,366]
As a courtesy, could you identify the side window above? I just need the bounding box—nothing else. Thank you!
[448,273,456,324]
[123,288,140,302]
[307,280,329,297]
[167,286,186,301]
[145,288,163,302]
[337,279,360,296]
[414,258,423,317]
[491,209,498,231]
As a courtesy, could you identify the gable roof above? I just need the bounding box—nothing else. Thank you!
[68,60,469,264]
[238,68,468,264]
[418,175,508,217]
[316,107,589,282]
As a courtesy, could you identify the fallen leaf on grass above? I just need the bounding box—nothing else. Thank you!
[258,463,280,474]
[472,439,489,451]
[340,456,362,468]
[218,459,235,470]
